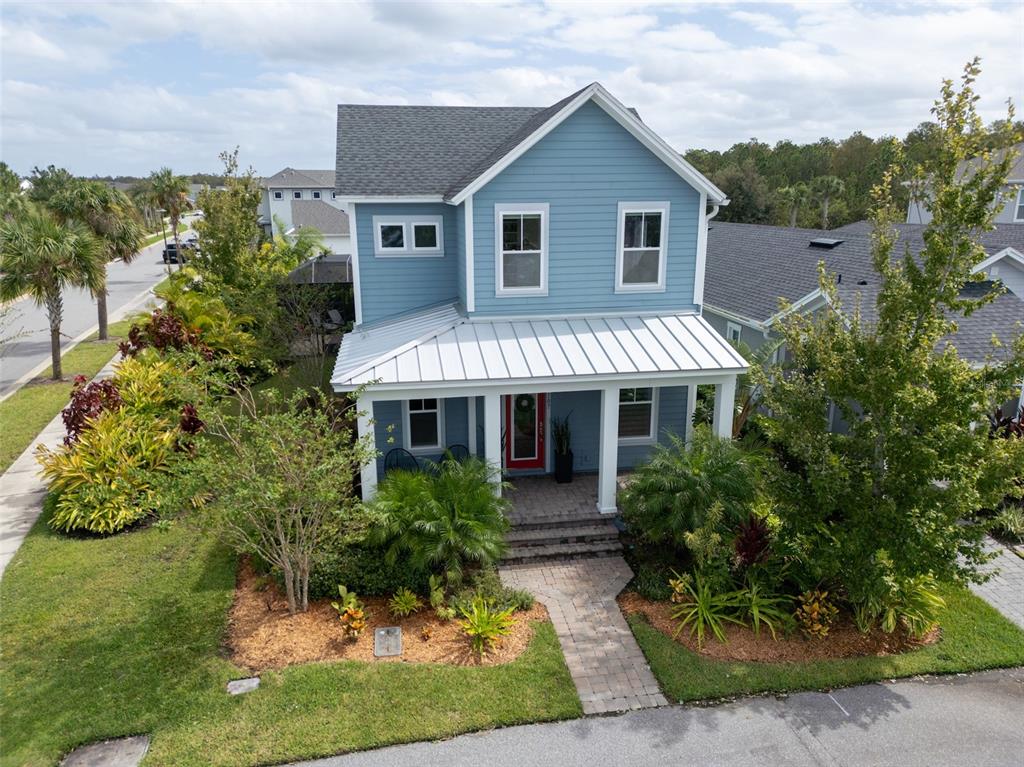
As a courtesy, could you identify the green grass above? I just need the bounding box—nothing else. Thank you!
[0,319,134,473]
[142,222,188,248]
[0,510,581,767]
[628,585,1024,703]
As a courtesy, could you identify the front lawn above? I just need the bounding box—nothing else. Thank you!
[0,508,580,767]
[628,585,1024,703]
[0,319,133,473]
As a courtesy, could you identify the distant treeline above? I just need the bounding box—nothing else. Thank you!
[684,119,1023,229]
[85,173,226,186]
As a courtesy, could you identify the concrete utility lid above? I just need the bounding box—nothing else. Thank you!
[374,626,402,657]
[227,677,260,695]
[61,735,150,767]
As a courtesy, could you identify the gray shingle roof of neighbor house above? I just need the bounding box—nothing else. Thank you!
[289,200,349,235]
[263,168,335,189]
[704,221,1024,363]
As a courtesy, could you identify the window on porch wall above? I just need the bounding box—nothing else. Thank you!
[618,387,655,441]
[407,399,441,450]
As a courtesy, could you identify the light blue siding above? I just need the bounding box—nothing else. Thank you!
[371,397,470,476]
[471,100,702,315]
[454,201,467,308]
[354,203,460,325]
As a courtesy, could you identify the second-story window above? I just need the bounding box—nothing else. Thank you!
[273,191,283,200]
[373,216,444,257]
[1015,188,1024,222]
[293,190,302,199]
[312,190,322,200]
[496,203,548,296]
[616,202,669,292]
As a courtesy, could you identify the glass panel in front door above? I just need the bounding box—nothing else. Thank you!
[512,394,538,460]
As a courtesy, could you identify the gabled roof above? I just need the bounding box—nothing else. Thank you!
[289,200,349,235]
[331,302,746,391]
[334,83,727,204]
[264,168,335,189]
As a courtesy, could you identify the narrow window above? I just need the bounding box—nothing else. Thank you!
[273,191,283,200]
[312,190,322,200]
[618,388,656,442]
[496,205,547,295]
[331,191,337,199]
[1015,188,1024,222]
[293,190,302,200]
[407,399,441,450]
[726,321,742,343]
[617,203,669,292]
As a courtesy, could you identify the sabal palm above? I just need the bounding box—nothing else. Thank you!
[620,427,761,551]
[776,183,808,227]
[48,181,144,339]
[0,204,104,379]
[370,458,509,588]
[148,167,191,272]
[811,175,845,229]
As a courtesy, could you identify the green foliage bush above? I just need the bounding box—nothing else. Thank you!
[991,505,1024,544]
[388,587,423,618]
[669,575,743,648]
[450,568,534,614]
[459,595,515,657]
[38,409,179,534]
[630,564,674,602]
[307,542,430,600]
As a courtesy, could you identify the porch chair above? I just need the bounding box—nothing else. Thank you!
[444,444,470,462]
[383,447,420,476]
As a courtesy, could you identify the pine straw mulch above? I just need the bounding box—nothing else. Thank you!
[618,592,940,663]
[227,562,548,671]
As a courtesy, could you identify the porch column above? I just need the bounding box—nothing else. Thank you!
[483,393,502,495]
[467,396,477,456]
[355,394,378,500]
[712,376,736,440]
[598,385,619,514]
[685,383,698,445]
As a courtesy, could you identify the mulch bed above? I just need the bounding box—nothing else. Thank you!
[227,562,548,671]
[618,592,940,663]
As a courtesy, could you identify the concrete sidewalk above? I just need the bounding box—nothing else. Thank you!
[292,668,1024,767]
[0,354,121,577]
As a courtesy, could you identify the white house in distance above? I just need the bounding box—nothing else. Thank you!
[259,167,351,253]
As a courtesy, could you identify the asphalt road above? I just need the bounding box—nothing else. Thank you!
[0,227,192,398]
[292,669,1024,767]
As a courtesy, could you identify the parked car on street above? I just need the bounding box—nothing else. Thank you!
[162,238,198,264]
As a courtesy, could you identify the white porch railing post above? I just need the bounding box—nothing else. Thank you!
[483,393,502,495]
[713,376,736,440]
[598,385,620,514]
[685,383,698,446]
[356,395,378,500]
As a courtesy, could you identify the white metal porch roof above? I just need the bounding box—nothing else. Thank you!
[331,303,747,391]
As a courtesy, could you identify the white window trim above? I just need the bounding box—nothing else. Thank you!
[273,191,283,200]
[616,201,669,293]
[726,321,742,343]
[403,398,445,454]
[1014,187,1024,222]
[618,387,659,445]
[410,218,445,255]
[312,190,322,200]
[372,216,445,258]
[495,203,549,297]
[293,190,303,199]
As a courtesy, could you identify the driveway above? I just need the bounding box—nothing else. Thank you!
[0,232,187,397]
[291,668,1024,767]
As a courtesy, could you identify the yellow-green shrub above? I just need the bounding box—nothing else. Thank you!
[113,356,186,415]
[37,410,178,534]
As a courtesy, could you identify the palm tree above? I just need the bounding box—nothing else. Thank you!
[0,204,105,379]
[147,167,191,272]
[0,161,26,219]
[776,182,808,227]
[810,175,845,229]
[128,179,161,231]
[48,181,144,339]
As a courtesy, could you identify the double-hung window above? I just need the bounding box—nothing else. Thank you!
[405,398,443,452]
[618,387,657,443]
[372,216,444,257]
[1015,187,1024,222]
[616,202,669,292]
[495,203,548,296]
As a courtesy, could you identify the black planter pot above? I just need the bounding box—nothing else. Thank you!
[554,450,574,484]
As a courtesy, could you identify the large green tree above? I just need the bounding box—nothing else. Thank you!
[756,60,1024,614]
[0,204,105,379]
[47,180,144,339]
[0,162,25,219]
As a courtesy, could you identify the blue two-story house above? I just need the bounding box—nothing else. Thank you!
[331,83,747,514]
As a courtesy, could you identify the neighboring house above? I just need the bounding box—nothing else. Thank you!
[702,220,1024,425]
[259,168,347,241]
[330,82,747,513]
[906,142,1024,225]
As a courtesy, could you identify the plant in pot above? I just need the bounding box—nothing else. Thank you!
[552,413,573,484]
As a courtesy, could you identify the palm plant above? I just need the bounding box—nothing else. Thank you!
[620,426,761,552]
[48,180,144,339]
[147,167,191,272]
[776,182,808,227]
[369,457,510,589]
[730,337,783,438]
[0,204,104,379]
[810,175,845,228]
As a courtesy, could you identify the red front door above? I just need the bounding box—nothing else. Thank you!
[505,393,546,470]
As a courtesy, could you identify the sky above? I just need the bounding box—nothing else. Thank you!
[1,1,1021,178]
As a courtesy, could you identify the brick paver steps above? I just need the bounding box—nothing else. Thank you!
[971,538,1024,630]
[500,557,668,715]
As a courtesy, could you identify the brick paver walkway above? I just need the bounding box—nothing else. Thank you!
[971,538,1024,630]
[500,557,668,714]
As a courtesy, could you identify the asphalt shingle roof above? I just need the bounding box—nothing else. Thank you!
[705,221,1024,363]
[264,168,335,189]
[290,200,349,235]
